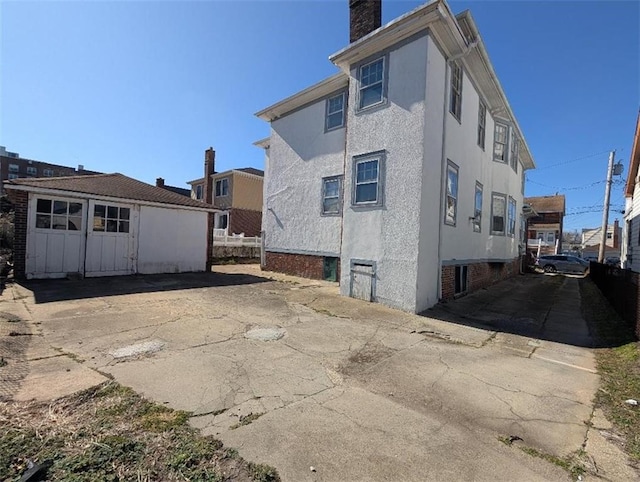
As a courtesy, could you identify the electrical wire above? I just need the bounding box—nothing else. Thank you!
[533,150,612,171]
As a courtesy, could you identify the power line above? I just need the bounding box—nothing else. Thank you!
[533,150,612,171]
[526,178,625,192]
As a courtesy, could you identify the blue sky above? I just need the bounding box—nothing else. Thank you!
[1,0,638,231]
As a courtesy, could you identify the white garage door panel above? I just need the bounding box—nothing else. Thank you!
[62,234,83,273]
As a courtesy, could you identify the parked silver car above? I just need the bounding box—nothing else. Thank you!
[536,255,590,274]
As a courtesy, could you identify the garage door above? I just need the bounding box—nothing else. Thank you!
[85,200,137,277]
[26,196,87,279]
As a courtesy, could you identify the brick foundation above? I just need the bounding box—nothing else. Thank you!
[6,189,27,279]
[441,258,521,301]
[264,251,340,281]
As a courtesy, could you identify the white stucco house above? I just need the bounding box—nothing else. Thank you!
[622,111,640,271]
[5,173,217,279]
[255,0,535,313]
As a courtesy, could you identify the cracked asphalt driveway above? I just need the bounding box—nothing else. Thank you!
[22,266,602,481]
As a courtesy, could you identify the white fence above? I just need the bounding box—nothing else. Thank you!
[213,230,261,247]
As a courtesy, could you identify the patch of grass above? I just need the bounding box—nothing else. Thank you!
[579,278,640,461]
[230,412,264,430]
[0,381,280,481]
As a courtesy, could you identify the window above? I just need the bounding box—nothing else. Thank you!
[521,170,525,195]
[215,178,229,197]
[450,62,463,121]
[477,101,486,149]
[445,161,459,225]
[43,168,54,177]
[216,213,228,230]
[493,123,509,163]
[35,198,82,231]
[322,176,342,215]
[473,182,483,232]
[195,184,203,200]
[455,265,468,294]
[8,173,18,180]
[358,57,385,110]
[326,92,346,130]
[353,152,384,207]
[510,131,519,172]
[627,220,632,248]
[491,193,506,235]
[93,204,130,233]
[26,166,37,176]
[507,197,516,236]
[606,231,613,240]
[9,164,18,173]
[547,232,555,243]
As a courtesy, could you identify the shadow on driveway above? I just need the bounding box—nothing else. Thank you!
[20,271,271,304]
[420,272,609,348]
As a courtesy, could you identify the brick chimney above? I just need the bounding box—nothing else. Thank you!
[349,0,381,43]
[204,147,215,205]
[155,177,165,187]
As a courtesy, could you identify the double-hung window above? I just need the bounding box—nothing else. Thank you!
[477,101,486,149]
[491,193,506,235]
[353,152,384,206]
[445,161,459,225]
[43,168,54,177]
[510,131,519,172]
[358,57,385,110]
[26,166,37,176]
[215,178,229,197]
[507,197,516,236]
[195,185,203,200]
[473,182,483,232]
[322,176,342,215]
[326,92,346,130]
[9,164,18,173]
[450,62,463,121]
[493,123,509,163]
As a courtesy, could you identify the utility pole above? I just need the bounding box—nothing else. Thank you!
[598,150,616,263]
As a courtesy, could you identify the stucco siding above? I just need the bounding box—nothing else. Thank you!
[264,94,346,256]
[137,205,208,273]
[340,34,428,312]
[231,172,263,211]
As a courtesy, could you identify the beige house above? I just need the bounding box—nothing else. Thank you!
[189,148,263,237]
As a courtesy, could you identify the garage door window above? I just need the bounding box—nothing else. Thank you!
[93,204,130,233]
[35,198,82,230]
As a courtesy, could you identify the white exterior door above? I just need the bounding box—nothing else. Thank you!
[351,264,374,302]
[26,196,87,279]
[85,200,138,277]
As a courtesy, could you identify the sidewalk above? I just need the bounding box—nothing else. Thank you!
[0,282,105,402]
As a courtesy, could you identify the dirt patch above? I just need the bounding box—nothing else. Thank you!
[340,341,395,377]
[0,381,280,481]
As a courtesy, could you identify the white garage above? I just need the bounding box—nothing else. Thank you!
[5,173,216,279]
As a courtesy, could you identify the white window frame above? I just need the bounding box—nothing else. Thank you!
[507,197,516,237]
[450,61,463,121]
[358,57,386,110]
[321,175,343,216]
[8,173,18,180]
[92,203,131,234]
[325,92,346,131]
[510,131,519,173]
[9,164,19,173]
[493,122,509,163]
[477,101,486,149]
[491,193,507,235]
[35,197,84,232]
[444,161,459,226]
[473,182,483,232]
[215,178,229,197]
[43,168,54,177]
[352,151,385,208]
[26,166,37,176]
[195,184,203,200]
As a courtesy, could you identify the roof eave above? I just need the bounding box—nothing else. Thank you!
[625,110,640,197]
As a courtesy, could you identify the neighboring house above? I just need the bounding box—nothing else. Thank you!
[188,148,264,237]
[155,177,191,197]
[4,173,217,279]
[255,0,535,313]
[0,146,100,195]
[622,111,640,270]
[524,195,565,256]
[581,221,621,260]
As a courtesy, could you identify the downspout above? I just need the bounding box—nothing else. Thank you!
[339,87,350,286]
[437,41,478,300]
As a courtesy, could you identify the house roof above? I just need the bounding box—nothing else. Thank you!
[624,109,640,197]
[528,223,560,231]
[524,195,566,214]
[188,167,264,185]
[236,167,264,177]
[159,185,191,197]
[5,173,216,210]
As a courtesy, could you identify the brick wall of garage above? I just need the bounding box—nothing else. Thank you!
[6,189,27,279]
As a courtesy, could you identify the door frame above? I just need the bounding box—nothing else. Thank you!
[349,259,376,302]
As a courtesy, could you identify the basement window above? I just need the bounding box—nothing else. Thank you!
[455,265,468,294]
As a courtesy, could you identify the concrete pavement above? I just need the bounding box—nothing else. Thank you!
[1,266,636,480]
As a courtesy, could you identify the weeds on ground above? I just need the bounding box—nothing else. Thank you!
[579,278,640,461]
[0,381,280,481]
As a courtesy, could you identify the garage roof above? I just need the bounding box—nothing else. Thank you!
[5,173,216,210]
[524,195,566,214]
